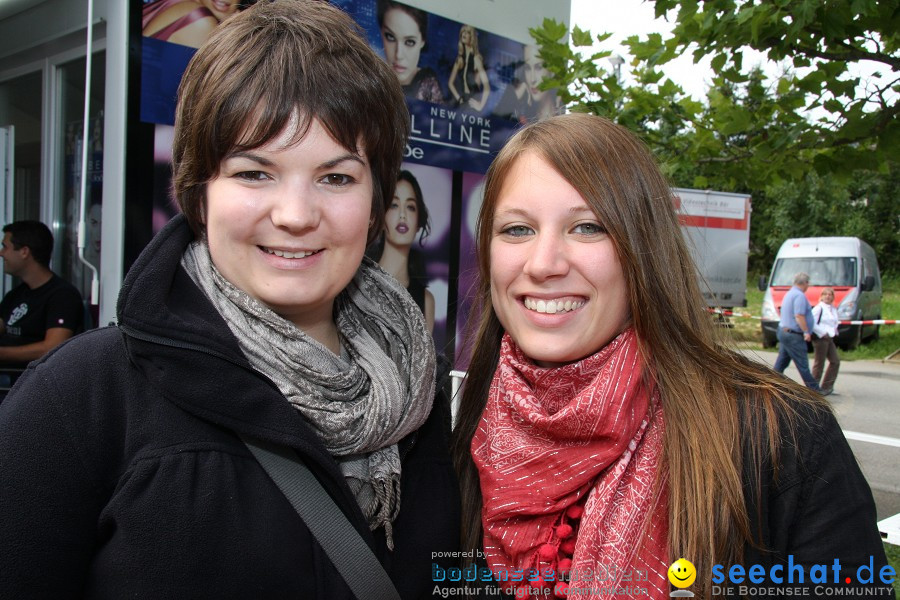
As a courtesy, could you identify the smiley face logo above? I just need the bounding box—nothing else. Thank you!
[667,558,696,588]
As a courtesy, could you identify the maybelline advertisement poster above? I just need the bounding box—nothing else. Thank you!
[137,0,568,362]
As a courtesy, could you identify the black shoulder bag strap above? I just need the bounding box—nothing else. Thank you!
[240,435,402,600]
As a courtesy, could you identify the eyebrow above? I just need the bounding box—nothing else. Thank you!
[224,151,366,170]
[495,206,596,219]
[320,153,367,170]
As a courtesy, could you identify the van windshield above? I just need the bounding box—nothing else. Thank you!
[771,257,857,286]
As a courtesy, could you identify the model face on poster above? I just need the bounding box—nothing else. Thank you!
[385,180,421,247]
[380,7,425,86]
[89,203,102,255]
[460,26,472,47]
[523,44,548,103]
[142,0,240,49]
[201,0,239,22]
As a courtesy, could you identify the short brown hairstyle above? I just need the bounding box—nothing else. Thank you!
[172,0,409,242]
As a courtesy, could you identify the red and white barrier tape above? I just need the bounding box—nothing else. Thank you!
[708,308,761,320]
[707,308,897,326]
[839,319,897,326]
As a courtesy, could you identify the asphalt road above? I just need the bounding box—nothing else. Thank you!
[741,347,900,524]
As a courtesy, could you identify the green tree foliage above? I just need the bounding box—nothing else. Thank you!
[635,0,899,177]
[755,166,900,275]
[531,0,899,273]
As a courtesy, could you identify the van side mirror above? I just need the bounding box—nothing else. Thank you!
[862,275,875,291]
[758,276,768,291]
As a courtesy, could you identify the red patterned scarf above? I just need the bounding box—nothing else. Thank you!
[471,328,669,599]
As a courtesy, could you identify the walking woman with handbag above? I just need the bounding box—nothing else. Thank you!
[0,3,459,598]
[812,287,841,395]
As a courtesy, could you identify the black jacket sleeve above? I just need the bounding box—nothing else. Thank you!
[0,368,105,597]
[741,402,895,597]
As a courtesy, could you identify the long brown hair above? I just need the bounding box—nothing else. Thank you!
[451,113,826,595]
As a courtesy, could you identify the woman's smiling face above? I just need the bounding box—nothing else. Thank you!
[204,115,373,344]
[489,151,630,367]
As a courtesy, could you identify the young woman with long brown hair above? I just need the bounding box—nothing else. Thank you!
[451,113,889,599]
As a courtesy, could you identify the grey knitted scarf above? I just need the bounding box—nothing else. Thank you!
[181,241,435,548]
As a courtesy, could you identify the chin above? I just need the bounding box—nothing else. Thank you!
[518,344,583,368]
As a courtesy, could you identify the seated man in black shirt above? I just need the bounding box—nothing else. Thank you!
[0,221,84,368]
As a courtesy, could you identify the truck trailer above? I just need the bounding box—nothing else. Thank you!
[674,187,752,310]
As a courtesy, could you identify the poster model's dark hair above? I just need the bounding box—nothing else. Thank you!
[377,0,430,52]
[172,0,409,244]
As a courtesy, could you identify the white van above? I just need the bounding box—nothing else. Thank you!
[759,237,883,350]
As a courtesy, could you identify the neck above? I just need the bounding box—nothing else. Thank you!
[378,242,411,287]
[291,315,342,355]
[21,264,53,290]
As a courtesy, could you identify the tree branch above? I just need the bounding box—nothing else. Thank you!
[804,103,900,149]
[788,41,900,69]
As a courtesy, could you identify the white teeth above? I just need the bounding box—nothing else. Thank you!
[524,297,584,314]
[265,247,316,259]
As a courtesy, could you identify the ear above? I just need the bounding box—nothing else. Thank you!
[198,194,208,230]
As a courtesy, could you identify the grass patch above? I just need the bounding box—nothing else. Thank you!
[721,274,900,361]
[885,543,900,596]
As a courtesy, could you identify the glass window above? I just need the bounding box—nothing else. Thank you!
[57,52,105,307]
[771,257,857,287]
[0,71,42,222]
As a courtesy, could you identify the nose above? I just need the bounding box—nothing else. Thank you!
[269,182,321,232]
[522,232,568,281]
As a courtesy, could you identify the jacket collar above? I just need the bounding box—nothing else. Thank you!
[116,216,340,456]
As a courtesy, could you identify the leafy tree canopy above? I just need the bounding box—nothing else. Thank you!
[532,0,899,189]
[531,0,899,274]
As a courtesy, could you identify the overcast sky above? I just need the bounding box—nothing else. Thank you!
[568,0,715,99]
[567,0,891,112]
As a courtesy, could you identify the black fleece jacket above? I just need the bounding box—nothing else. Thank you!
[0,215,460,599]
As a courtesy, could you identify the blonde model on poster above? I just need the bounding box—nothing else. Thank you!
[448,24,490,112]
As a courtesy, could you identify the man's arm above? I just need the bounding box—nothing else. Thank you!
[0,327,75,364]
[794,295,813,341]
